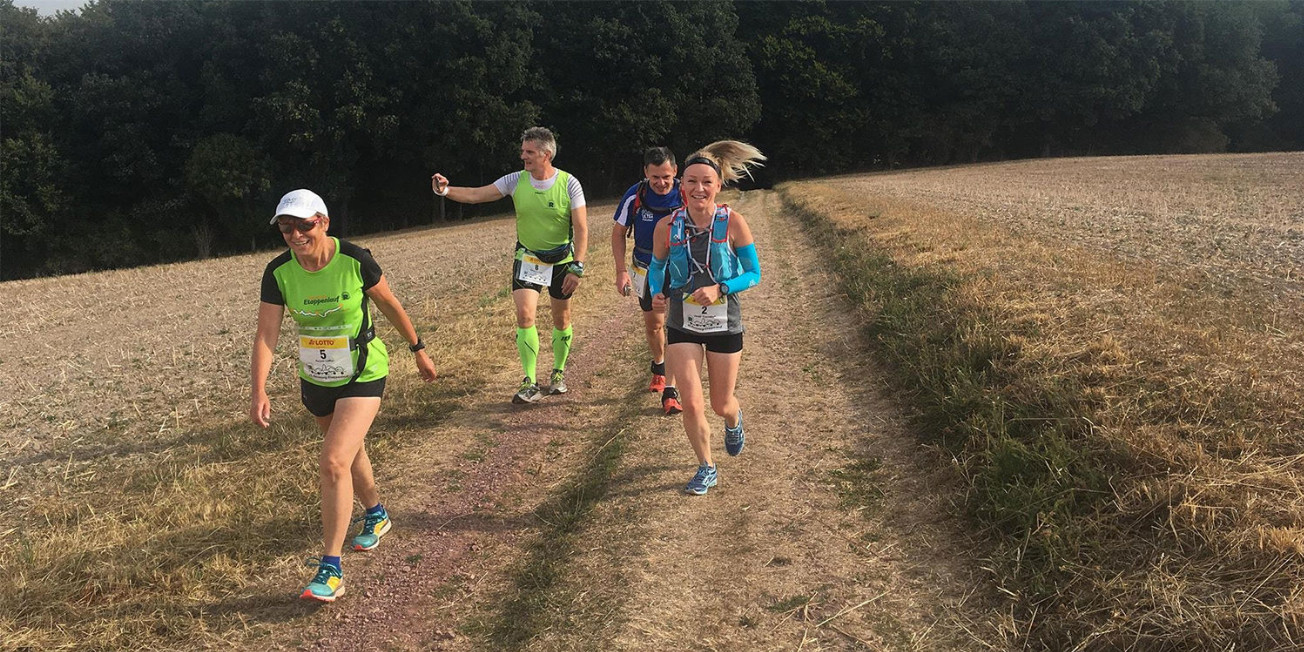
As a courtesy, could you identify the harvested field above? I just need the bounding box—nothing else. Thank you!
[835,153,1304,305]
[10,152,1300,649]
[784,151,1304,649]
[1,192,1005,649]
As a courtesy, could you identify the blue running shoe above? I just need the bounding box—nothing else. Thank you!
[351,509,392,551]
[300,558,344,602]
[724,409,745,456]
[684,464,718,495]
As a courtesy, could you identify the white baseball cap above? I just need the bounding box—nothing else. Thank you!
[271,189,329,223]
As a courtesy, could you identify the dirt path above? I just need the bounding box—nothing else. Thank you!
[241,191,1007,650]
[512,190,1008,650]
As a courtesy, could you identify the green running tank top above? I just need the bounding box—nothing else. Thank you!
[513,170,574,260]
[260,238,390,387]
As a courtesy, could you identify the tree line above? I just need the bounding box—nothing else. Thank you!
[2,0,1300,280]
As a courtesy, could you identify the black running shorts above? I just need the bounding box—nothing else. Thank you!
[666,327,743,354]
[511,257,578,300]
[300,377,386,417]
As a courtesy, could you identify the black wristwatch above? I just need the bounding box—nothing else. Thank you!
[717,282,729,297]
[409,337,425,353]
[569,261,585,277]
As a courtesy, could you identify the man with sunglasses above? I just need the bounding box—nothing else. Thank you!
[250,189,437,602]
[431,127,588,405]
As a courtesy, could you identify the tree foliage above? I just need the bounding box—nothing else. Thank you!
[0,0,1297,279]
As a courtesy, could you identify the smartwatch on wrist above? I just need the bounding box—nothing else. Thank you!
[717,282,729,297]
[569,261,585,277]
[409,337,425,353]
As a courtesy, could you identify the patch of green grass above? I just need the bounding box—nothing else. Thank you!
[828,458,885,514]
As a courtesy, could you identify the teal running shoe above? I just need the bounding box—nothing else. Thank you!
[684,464,718,495]
[300,558,344,602]
[724,409,745,456]
[351,509,392,551]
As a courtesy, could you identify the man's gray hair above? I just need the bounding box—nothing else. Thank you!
[521,126,557,159]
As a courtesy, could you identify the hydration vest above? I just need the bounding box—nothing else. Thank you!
[628,180,681,257]
[664,204,743,292]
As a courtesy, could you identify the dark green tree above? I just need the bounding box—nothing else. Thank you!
[532,0,760,193]
[1,2,66,278]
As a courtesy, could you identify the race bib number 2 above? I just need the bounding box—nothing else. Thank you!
[683,296,728,334]
[517,254,553,286]
[299,335,354,382]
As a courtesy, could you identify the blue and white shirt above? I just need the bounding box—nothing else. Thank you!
[612,179,681,267]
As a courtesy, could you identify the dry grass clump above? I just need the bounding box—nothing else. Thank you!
[0,213,523,649]
[781,153,1304,649]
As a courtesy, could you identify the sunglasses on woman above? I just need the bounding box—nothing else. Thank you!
[276,217,321,234]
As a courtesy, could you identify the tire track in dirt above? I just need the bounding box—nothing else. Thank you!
[519,190,1009,650]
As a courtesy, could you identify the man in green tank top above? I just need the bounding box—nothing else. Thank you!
[430,127,589,404]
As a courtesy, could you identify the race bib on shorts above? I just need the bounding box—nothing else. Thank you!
[683,295,728,334]
[300,335,354,382]
[631,263,648,300]
[517,253,553,287]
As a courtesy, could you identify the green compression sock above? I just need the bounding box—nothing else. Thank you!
[551,325,574,371]
[516,326,539,382]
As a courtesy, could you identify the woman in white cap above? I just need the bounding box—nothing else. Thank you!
[249,189,437,602]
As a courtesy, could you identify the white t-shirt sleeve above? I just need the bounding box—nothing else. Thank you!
[494,172,522,197]
[613,193,636,227]
[568,175,586,209]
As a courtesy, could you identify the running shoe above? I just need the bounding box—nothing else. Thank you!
[512,377,542,404]
[684,463,718,495]
[724,409,745,456]
[662,387,683,415]
[547,369,568,395]
[649,373,666,393]
[350,509,391,551]
[300,558,344,602]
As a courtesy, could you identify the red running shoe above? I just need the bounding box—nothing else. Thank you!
[649,373,666,393]
[662,387,683,415]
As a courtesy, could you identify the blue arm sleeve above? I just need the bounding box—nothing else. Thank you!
[648,254,668,296]
[722,244,760,295]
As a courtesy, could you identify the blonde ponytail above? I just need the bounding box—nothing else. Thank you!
[687,140,766,185]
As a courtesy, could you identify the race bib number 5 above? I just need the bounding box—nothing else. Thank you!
[300,335,354,382]
[517,254,553,286]
[683,296,728,334]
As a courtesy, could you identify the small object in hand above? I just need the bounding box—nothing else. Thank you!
[623,284,632,296]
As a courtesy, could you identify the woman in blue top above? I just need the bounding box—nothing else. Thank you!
[649,141,765,495]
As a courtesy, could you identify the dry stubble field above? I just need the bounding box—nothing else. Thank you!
[0,210,523,648]
[6,152,1304,650]
[783,151,1304,649]
[2,185,1014,651]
